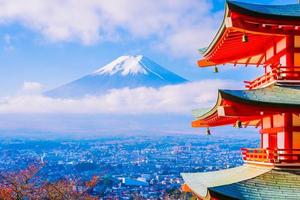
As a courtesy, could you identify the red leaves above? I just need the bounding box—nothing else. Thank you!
[85,176,100,188]
[0,163,100,200]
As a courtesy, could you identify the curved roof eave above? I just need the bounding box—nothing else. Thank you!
[194,91,223,120]
[181,165,271,199]
[201,3,229,57]
[194,84,300,121]
[201,0,300,57]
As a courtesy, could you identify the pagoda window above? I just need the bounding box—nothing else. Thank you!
[293,114,300,126]
[294,36,300,48]
[262,134,269,148]
[277,38,286,53]
[280,55,287,66]
[262,117,271,129]
[294,53,300,67]
[273,114,284,128]
[277,132,285,149]
[266,46,274,61]
[292,132,300,149]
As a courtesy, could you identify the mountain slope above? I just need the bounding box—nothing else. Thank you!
[45,55,187,98]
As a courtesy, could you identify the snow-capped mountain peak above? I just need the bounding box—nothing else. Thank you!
[46,55,187,98]
[94,55,148,76]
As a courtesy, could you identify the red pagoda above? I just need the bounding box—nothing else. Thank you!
[181,1,300,199]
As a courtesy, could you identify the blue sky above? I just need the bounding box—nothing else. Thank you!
[0,0,295,96]
[0,0,296,134]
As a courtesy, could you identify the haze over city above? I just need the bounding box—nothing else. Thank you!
[1,0,299,199]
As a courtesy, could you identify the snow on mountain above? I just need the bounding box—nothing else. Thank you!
[45,55,187,98]
[93,55,149,76]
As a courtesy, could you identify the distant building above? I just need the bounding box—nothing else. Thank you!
[120,177,149,187]
[182,1,300,199]
[140,174,151,181]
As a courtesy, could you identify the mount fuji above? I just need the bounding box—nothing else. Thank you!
[45,55,187,98]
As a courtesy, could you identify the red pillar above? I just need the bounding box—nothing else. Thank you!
[284,112,293,149]
[283,37,294,149]
[286,36,294,79]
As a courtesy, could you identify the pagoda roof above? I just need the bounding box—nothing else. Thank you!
[198,1,300,67]
[182,165,300,199]
[228,1,300,20]
[181,165,270,198]
[193,84,300,127]
[221,84,300,107]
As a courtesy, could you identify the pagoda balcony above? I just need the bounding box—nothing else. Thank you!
[245,66,300,90]
[241,148,300,166]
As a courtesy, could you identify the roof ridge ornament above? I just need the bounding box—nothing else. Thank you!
[242,33,248,43]
[214,66,219,73]
[206,127,211,135]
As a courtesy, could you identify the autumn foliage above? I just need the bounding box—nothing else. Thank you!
[0,163,100,200]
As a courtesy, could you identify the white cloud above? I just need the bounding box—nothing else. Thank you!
[21,81,44,93]
[0,80,239,114]
[0,0,219,57]
[157,12,222,59]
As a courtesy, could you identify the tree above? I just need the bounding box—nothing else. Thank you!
[0,162,44,200]
[0,163,100,200]
[164,188,193,200]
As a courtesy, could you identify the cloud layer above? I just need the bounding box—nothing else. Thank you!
[0,80,238,114]
[0,0,220,57]
[21,81,44,93]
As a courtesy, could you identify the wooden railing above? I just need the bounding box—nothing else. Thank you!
[241,148,300,164]
[245,66,300,90]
